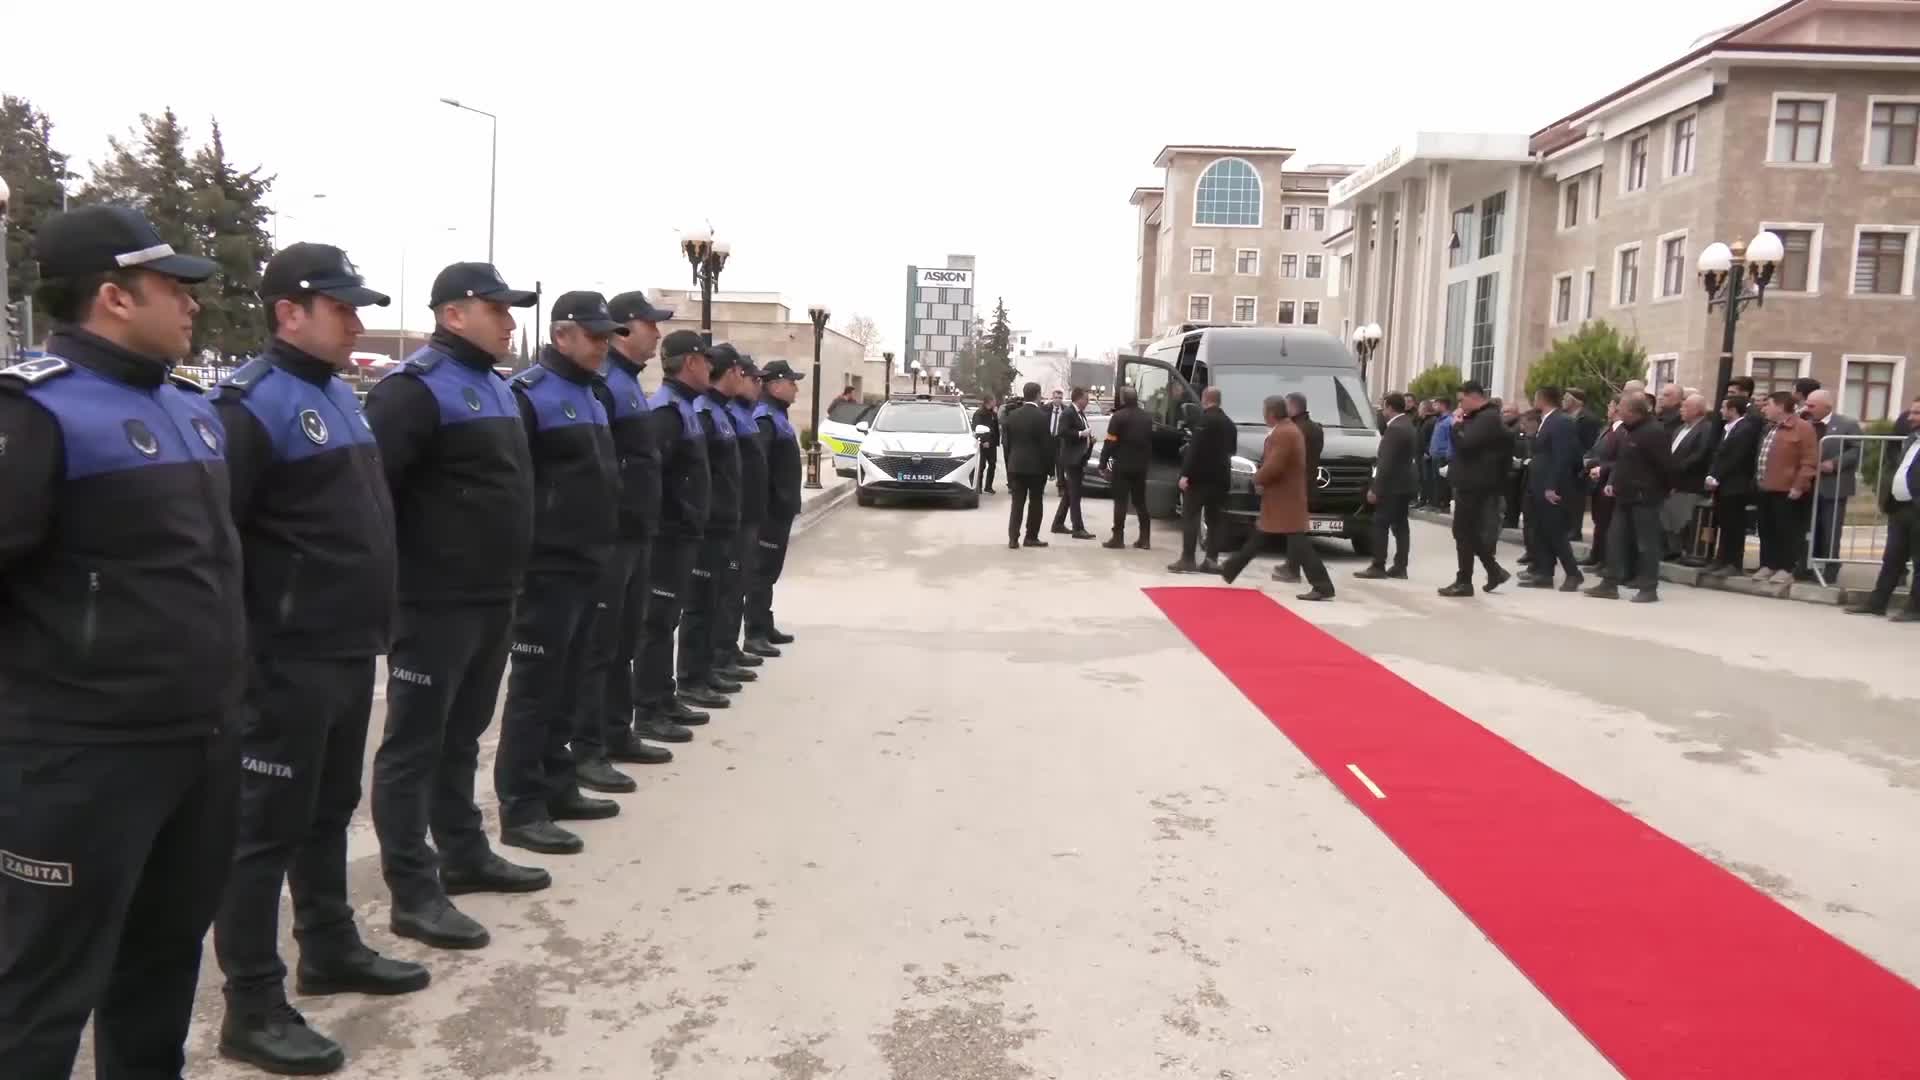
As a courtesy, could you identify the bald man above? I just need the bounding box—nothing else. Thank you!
[1803,389,1862,581]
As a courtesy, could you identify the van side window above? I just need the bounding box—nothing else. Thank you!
[1126,363,1174,426]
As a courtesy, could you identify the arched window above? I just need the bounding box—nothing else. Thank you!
[1193,159,1262,227]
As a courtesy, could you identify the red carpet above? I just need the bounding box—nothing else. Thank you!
[1147,586,1920,1079]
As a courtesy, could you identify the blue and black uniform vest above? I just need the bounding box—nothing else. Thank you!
[754,399,804,520]
[648,378,711,540]
[214,341,397,658]
[0,330,245,741]
[602,355,661,541]
[511,348,619,576]
[728,397,769,525]
[701,388,742,531]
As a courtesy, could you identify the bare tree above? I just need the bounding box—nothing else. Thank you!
[842,314,882,357]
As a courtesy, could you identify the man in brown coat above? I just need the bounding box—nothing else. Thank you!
[1752,389,1819,585]
[1218,395,1335,601]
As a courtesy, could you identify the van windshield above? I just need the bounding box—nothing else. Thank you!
[1208,366,1374,430]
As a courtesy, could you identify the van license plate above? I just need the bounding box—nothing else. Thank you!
[1308,517,1344,534]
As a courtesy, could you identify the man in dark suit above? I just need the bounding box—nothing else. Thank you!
[970,395,1000,494]
[1438,381,1515,598]
[1002,382,1054,550]
[1048,387,1096,539]
[1275,393,1324,584]
[1099,387,1155,549]
[1846,394,1920,621]
[1565,388,1601,542]
[1586,393,1671,602]
[1704,395,1763,576]
[1520,385,1585,590]
[1664,392,1719,561]
[1171,386,1236,574]
[1356,392,1418,579]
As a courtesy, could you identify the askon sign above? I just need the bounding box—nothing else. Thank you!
[915,267,974,290]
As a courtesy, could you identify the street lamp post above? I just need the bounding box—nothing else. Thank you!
[805,304,830,489]
[1351,322,1383,393]
[1698,230,1785,401]
[439,97,498,262]
[680,229,731,344]
[270,192,327,247]
[1,175,13,361]
[881,350,894,398]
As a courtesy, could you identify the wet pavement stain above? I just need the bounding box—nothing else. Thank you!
[767,1032,835,1079]
[875,964,1041,1080]
[1150,792,1217,842]
[431,963,564,1078]
[1693,844,1805,901]
[1162,977,1231,1039]
[649,993,726,1076]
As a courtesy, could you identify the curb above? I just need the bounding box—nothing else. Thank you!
[792,478,854,538]
[1407,507,1907,609]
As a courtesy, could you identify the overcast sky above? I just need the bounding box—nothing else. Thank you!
[8,0,1765,361]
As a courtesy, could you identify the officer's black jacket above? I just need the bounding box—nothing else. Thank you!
[1181,405,1237,492]
[756,396,803,520]
[602,352,661,540]
[1099,404,1154,473]
[1607,415,1674,505]
[648,377,711,539]
[1001,401,1055,476]
[512,347,620,577]
[0,329,246,741]
[214,340,397,658]
[728,395,769,526]
[701,387,743,532]
[364,329,534,607]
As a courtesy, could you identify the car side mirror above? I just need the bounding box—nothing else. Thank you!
[974,424,990,435]
[855,421,871,434]
[1181,402,1202,427]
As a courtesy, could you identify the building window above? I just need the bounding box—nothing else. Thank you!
[1616,244,1641,305]
[1305,255,1323,279]
[1843,356,1902,420]
[1659,232,1687,298]
[1276,301,1297,325]
[1582,268,1596,319]
[1749,355,1806,398]
[1442,280,1470,369]
[1302,301,1321,326]
[1308,207,1326,231]
[1561,179,1581,229]
[1553,273,1573,325]
[1651,355,1677,389]
[1235,248,1259,274]
[1281,254,1299,278]
[1449,205,1474,268]
[1771,96,1829,164]
[1768,227,1819,292]
[1854,229,1912,295]
[1624,132,1650,191]
[1190,247,1214,274]
[1479,192,1506,258]
[1188,295,1212,322]
[1868,100,1920,167]
[1469,273,1498,388]
[1193,158,1262,226]
[1282,206,1301,230]
[1232,296,1257,324]
[1670,114,1697,177]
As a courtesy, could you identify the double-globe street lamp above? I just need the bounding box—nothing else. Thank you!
[680,229,731,343]
[1350,322,1383,393]
[1698,229,1785,400]
[804,304,830,489]
[438,97,498,262]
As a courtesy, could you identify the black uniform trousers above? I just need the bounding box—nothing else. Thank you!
[714,525,756,666]
[1007,473,1047,542]
[1370,493,1413,572]
[1222,527,1334,593]
[1525,496,1580,581]
[495,572,597,828]
[0,733,238,1080]
[1050,468,1087,532]
[1606,500,1666,591]
[1451,489,1505,584]
[978,447,997,492]
[215,656,376,1007]
[1713,494,1753,571]
[1180,486,1227,563]
[1866,503,1920,612]
[678,529,734,686]
[636,534,698,714]
[574,541,650,759]
[746,515,794,640]
[1110,469,1149,540]
[372,602,512,910]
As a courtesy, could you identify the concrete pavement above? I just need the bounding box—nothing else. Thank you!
[132,489,1918,1078]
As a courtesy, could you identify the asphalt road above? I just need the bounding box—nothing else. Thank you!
[125,489,1920,1078]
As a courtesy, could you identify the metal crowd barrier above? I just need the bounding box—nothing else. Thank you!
[1806,433,1905,588]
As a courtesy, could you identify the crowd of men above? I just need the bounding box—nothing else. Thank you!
[0,205,808,1077]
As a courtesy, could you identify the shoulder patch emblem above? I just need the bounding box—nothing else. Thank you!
[563,402,578,420]
[125,419,160,457]
[299,409,330,445]
[167,371,206,392]
[192,417,220,452]
[462,386,483,412]
[1,356,72,385]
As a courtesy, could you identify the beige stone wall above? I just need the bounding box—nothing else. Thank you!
[636,314,869,436]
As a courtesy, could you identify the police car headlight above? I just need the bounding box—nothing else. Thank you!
[1230,455,1257,474]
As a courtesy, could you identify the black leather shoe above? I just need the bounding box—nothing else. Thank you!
[1102,537,1126,549]
[220,1001,346,1075]
[296,946,430,997]
[1271,567,1301,584]
[765,627,795,644]
[1482,565,1513,593]
[1008,539,1020,550]
[743,638,781,658]
[706,674,744,694]
[441,854,551,896]
[1166,559,1199,573]
[502,820,585,854]
[1050,525,1073,535]
[728,650,764,668]
[1132,537,1151,550]
[1518,575,1556,589]
[662,698,711,725]
[1437,582,1475,598]
[1630,588,1660,603]
[391,900,489,950]
[575,757,637,793]
[1296,588,1334,602]
[1198,559,1222,575]
[1845,603,1887,615]
[1353,566,1389,580]
[1559,575,1585,592]
[1023,538,1050,548]
[1584,582,1621,599]
[549,790,620,821]
[608,736,675,763]
[1387,567,1408,579]
[1071,530,1097,540]
[1891,609,1919,623]
[715,664,757,683]
[678,688,729,710]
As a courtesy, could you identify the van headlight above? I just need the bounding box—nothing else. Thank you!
[1229,455,1257,474]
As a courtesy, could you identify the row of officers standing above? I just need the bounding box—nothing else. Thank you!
[0,206,807,1078]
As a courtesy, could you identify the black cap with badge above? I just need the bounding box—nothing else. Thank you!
[608,291,674,324]
[429,261,539,308]
[757,359,805,382]
[660,329,710,361]
[706,342,743,376]
[262,242,391,307]
[33,205,220,283]
[550,290,630,336]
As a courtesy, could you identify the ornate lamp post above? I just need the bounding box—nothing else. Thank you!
[1698,230,1785,401]
[805,304,829,489]
[680,229,731,344]
[1351,322,1383,393]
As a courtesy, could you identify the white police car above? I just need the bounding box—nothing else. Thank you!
[853,396,985,509]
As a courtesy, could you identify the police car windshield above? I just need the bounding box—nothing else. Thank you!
[872,403,969,433]
[1209,367,1373,431]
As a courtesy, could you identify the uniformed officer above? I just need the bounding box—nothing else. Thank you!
[715,357,770,674]
[635,330,718,724]
[208,243,429,1075]
[365,262,545,952]
[0,206,242,1077]
[570,290,685,783]
[745,360,806,652]
[680,344,753,698]
[493,292,624,855]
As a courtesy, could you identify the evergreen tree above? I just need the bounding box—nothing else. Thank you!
[1,95,77,344]
[1523,320,1648,408]
[83,109,200,259]
[976,297,1015,400]
[190,120,274,359]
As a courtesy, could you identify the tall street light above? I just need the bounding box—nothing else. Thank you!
[805,304,830,489]
[1698,229,1785,401]
[439,97,498,262]
[1351,322,1383,393]
[680,229,731,344]
[270,192,327,247]
[0,175,13,360]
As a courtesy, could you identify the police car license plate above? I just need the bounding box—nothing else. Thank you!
[899,473,935,483]
[1308,517,1344,534]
